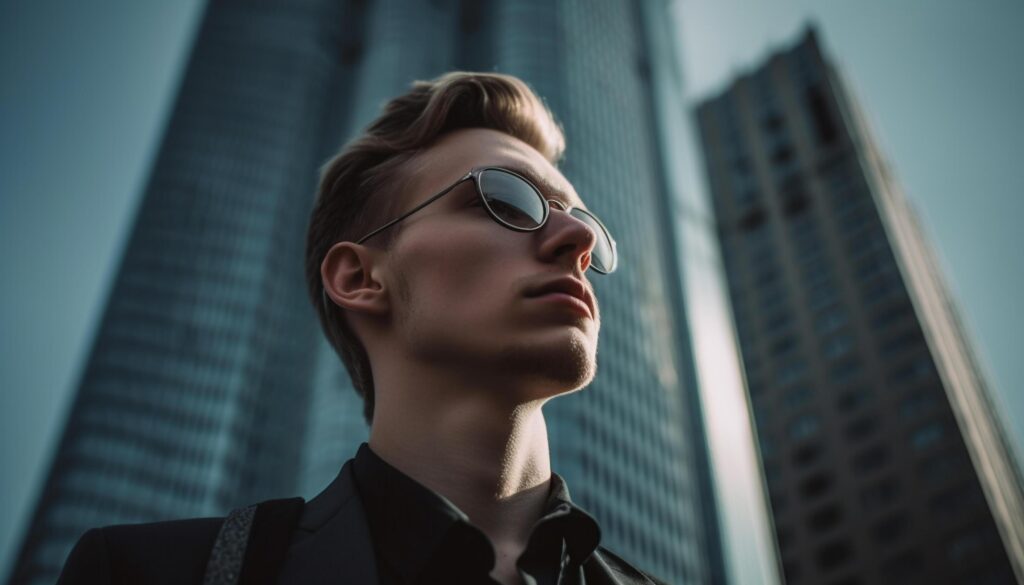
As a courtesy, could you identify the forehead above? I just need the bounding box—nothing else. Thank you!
[406,128,584,209]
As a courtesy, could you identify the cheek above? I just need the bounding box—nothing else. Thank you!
[396,225,521,313]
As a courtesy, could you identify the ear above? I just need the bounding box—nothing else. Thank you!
[321,242,390,316]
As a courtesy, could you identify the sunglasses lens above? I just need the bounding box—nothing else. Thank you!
[479,169,547,229]
[478,168,617,274]
[570,208,617,273]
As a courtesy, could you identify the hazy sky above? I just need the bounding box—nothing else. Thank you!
[2,0,1021,581]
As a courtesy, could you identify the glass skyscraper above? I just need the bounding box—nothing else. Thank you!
[696,27,1023,585]
[10,2,725,584]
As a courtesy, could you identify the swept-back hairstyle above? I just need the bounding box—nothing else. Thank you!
[304,71,566,426]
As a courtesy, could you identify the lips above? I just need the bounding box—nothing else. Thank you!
[524,277,595,318]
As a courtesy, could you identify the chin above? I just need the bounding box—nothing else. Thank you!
[410,318,598,396]
[500,329,598,396]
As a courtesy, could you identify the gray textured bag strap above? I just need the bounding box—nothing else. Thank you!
[202,504,257,585]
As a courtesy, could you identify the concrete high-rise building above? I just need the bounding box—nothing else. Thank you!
[10,2,725,584]
[695,27,1023,585]
[8,2,363,582]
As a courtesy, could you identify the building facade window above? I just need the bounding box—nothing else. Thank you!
[801,472,834,500]
[807,503,843,534]
[788,413,821,441]
[801,256,833,287]
[776,357,808,386]
[851,445,889,474]
[871,297,915,330]
[911,420,945,450]
[862,272,902,306]
[783,385,813,410]
[807,279,840,310]
[880,550,923,581]
[771,334,799,356]
[880,326,925,357]
[805,84,839,145]
[816,305,848,335]
[815,539,853,573]
[823,332,854,359]
[889,355,936,385]
[830,357,862,384]
[837,387,872,413]
[919,451,967,482]
[871,512,907,545]
[793,443,823,468]
[928,482,983,519]
[945,524,991,564]
[758,280,789,313]
[859,477,899,511]
[898,387,939,421]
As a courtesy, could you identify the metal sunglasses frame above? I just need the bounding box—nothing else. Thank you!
[355,166,618,274]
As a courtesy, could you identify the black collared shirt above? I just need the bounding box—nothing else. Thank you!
[352,442,611,585]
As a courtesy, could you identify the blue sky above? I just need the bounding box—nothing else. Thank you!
[2,1,1021,581]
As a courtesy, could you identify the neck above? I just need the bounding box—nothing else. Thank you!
[367,368,554,552]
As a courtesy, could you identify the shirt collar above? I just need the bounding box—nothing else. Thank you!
[539,469,603,565]
[351,442,602,582]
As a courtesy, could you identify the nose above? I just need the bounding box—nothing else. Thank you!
[536,200,597,274]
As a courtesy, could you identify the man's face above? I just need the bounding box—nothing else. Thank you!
[379,128,601,402]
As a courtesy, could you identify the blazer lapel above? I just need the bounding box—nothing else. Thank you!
[277,459,379,585]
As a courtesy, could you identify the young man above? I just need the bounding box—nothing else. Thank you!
[58,72,668,585]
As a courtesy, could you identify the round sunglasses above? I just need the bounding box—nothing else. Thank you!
[356,166,618,274]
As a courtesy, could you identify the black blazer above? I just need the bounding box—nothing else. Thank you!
[57,459,668,584]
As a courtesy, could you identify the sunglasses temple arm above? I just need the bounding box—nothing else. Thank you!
[330,173,474,307]
[355,173,474,245]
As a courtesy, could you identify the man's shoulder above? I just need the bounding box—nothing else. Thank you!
[593,545,672,585]
[57,461,361,584]
[58,516,225,584]
[102,515,225,540]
